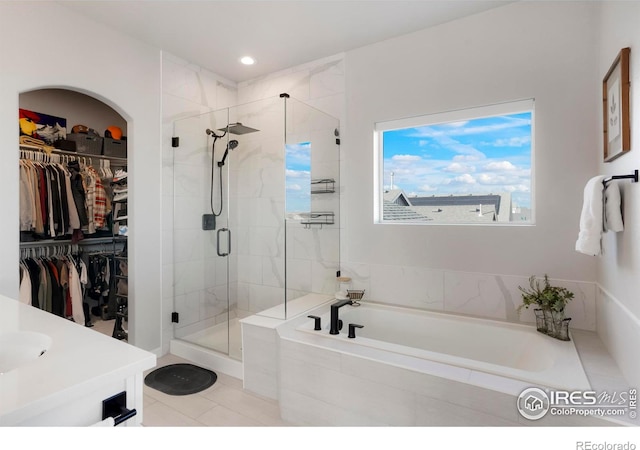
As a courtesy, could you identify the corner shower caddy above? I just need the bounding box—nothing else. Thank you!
[311,178,335,194]
[300,211,335,229]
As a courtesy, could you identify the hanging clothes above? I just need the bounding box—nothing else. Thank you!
[67,257,86,325]
[19,253,89,326]
[19,153,112,241]
[18,262,32,305]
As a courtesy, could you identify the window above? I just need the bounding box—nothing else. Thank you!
[374,99,534,225]
[285,142,311,215]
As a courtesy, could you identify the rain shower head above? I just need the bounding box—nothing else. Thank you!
[218,122,260,135]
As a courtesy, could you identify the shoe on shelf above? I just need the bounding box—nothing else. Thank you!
[113,169,128,182]
[113,192,128,202]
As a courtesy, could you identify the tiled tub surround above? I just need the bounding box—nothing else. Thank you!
[301,303,590,391]
[242,296,636,426]
[340,266,597,332]
[275,302,610,427]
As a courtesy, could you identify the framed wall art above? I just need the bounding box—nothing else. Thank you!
[603,47,630,162]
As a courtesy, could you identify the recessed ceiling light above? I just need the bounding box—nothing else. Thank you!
[240,56,255,65]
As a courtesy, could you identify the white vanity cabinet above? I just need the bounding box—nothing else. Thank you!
[0,295,156,426]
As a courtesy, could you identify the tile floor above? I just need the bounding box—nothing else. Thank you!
[142,353,293,427]
[89,316,292,427]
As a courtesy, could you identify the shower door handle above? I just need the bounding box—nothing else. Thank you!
[216,228,231,257]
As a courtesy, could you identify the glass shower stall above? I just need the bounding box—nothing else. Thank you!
[171,94,340,361]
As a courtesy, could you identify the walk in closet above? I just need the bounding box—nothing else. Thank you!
[18,89,130,341]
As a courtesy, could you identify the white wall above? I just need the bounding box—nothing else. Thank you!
[340,1,600,327]
[595,1,640,386]
[0,2,162,352]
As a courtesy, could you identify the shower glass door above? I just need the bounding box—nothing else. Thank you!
[172,107,232,357]
[171,96,284,359]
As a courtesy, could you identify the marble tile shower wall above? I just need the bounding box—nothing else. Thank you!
[234,55,346,313]
[161,52,347,349]
[161,53,239,351]
[340,262,596,331]
[229,97,287,315]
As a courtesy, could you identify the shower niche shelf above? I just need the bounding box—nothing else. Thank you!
[300,211,335,229]
[311,178,335,194]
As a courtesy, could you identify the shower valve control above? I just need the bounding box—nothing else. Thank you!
[202,214,216,230]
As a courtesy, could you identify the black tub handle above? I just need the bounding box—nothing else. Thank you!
[307,315,321,330]
[348,323,364,339]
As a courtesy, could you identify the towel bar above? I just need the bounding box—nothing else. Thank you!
[102,391,137,426]
[602,169,638,187]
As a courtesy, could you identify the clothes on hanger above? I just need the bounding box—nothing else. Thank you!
[19,253,87,325]
[19,155,112,241]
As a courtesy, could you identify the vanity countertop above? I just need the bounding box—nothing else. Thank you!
[0,294,156,426]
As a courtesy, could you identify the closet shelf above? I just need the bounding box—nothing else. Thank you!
[19,236,117,248]
[20,144,127,164]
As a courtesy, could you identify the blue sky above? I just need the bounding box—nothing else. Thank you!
[285,142,311,213]
[382,112,532,208]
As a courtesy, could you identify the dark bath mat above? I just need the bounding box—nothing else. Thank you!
[144,363,217,396]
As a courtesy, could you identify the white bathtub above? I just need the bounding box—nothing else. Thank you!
[295,302,591,392]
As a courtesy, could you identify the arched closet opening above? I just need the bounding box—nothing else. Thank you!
[18,88,131,342]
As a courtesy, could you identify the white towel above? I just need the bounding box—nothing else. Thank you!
[90,417,115,427]
[576,176,605,256]
[604,181,624,232]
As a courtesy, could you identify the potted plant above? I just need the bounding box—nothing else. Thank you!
[517,274,574,340]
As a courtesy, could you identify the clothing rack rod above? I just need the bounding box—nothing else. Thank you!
[602,169,639,186]
[19,144,127,163]
[19,237,116,248]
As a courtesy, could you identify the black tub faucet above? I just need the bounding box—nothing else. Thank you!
[329,299,353,335]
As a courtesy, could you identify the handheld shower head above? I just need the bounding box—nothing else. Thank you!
[218,139,239,167]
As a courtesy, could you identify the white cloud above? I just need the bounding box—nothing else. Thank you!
[504,184,530,192]
[452,174,476,184]
[418,184,437,192]
[444,162,475,173]
[453,154,483,162]
[412,116,531,139]
[434,136,487,161]
[286,169,310,178]
[494,136,531,147]
[286,183,302,191]
[392,154,422,162]
[483,161,516,171]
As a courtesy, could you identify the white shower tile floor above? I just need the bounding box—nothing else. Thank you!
[179,317,243,360]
